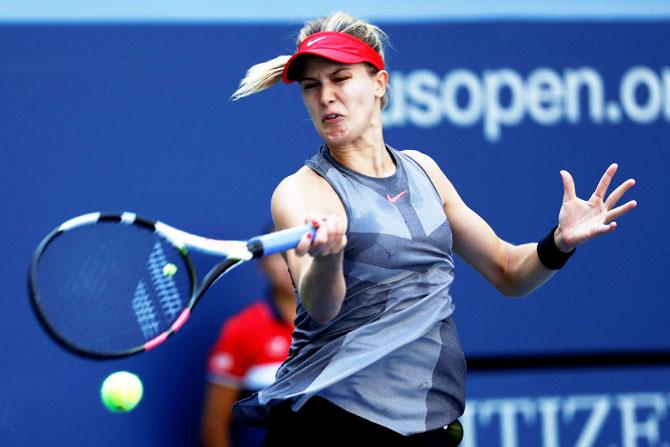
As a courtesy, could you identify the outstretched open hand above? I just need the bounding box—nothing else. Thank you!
[554,163,637,252]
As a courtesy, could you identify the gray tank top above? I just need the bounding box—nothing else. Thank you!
[234,145,466,435]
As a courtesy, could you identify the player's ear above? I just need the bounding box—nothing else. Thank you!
[373,70,388,99]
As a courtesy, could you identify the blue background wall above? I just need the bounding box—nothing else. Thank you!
[1,8,668,446]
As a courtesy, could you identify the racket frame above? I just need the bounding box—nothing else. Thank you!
[29,211,313,359]
[29,212,248,359]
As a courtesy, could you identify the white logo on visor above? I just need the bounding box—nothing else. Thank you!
[306,36,327,47]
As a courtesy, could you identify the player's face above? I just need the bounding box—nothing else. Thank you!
[299,58,385,148]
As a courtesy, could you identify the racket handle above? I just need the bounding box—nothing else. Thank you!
[247,225,316,258]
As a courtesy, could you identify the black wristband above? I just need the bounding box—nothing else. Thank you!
[537,225,575,270]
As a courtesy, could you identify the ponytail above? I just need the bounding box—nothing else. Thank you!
[231,55,291,100]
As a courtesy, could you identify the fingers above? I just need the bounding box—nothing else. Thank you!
[605,200,638,224]
[592,163,618,201]
[560,170,577,202]
[294,214,347,257]
[605,178,636,209]
[293,230,315,256]
[599,222,618,234]
[309,215,347,257]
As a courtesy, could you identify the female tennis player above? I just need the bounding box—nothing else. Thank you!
[231,12,637,446]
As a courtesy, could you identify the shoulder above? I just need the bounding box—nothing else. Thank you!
[401,150,463,207]
[401,149,441,172]
[273,166,330,197]
[401,149,449,187]
[271,166,345,227]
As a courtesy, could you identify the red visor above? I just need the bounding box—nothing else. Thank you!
[282,31,385,83]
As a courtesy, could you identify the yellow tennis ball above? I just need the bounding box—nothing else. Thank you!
[100,371,143,413]
[163,263,178,277]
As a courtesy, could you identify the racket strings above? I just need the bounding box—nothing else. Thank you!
[32,222,193,355]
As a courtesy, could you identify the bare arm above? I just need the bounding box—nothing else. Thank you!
[405,151,636,297]
[200,383,239,447]
[271,167,348,323]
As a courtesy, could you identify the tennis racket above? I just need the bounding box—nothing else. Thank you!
[29,212,313,359]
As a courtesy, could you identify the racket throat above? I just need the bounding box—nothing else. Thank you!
[246,239,265,258]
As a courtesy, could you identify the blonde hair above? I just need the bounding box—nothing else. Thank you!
[232,12,390,108]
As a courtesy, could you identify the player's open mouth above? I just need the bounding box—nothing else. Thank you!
[322,113,342,123]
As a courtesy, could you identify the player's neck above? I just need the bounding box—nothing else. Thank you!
[327,135,394,178]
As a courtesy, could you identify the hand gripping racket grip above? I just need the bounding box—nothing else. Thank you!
[246,225,316,258]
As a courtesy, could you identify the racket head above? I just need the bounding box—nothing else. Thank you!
[29,213,199,359]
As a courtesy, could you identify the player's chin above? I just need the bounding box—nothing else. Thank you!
[316,127,351,147]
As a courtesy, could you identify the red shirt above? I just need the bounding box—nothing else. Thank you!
[206,300,293,390]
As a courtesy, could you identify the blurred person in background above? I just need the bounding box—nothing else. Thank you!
[200,246,295,447]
